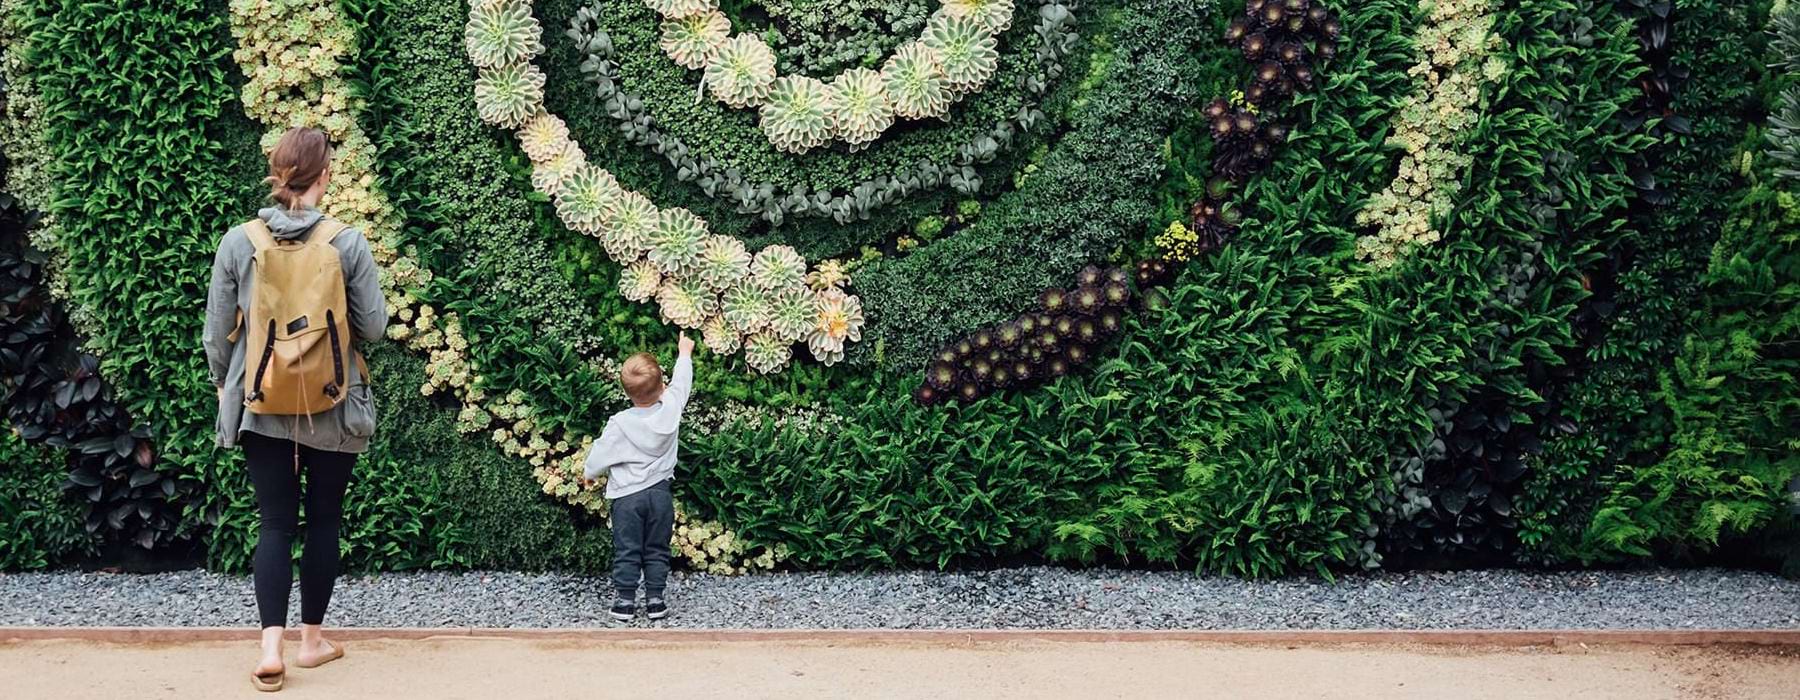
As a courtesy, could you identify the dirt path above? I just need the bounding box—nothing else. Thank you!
[3,636,1797,699]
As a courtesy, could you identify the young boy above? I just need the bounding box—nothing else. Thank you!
[583,332,694,621]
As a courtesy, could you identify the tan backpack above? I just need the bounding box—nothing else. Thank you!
[241,218,359,416]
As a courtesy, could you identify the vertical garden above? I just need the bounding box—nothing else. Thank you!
[0,0,1795,577]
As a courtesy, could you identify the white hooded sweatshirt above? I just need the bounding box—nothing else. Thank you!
[582,354,692,499]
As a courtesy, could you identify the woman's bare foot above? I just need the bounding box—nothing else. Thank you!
[296,625,344,668]
[253,626,285,690]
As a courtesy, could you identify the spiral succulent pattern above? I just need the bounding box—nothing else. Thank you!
[749,245,808,291]
[703,34,777,109]
[660,11,730,69]
[743,331,793,374]
[721,284,773,334]
[759,75,837,154]
[881,42,954,120]
[922,11,1000,92]
[657,275,718,329]
[829,68,895,147]
[473,62,545,128]
[619,259,664,303]
[695,235,752,291]
[465,0,543,69]
[600,191,658,263]
[647,207,709,276]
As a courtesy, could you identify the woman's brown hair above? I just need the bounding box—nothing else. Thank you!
[265,127,333,211]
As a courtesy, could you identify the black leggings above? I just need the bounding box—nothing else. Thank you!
[242,432,355,629]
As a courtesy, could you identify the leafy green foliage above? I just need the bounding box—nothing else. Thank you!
[0,429,89,570]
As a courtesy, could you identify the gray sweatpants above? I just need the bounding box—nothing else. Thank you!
[610,479,674,600]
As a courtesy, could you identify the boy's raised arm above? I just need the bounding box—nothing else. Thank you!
[659,333,696,418]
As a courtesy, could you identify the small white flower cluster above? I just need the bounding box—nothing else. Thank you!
[687,399,845,436]
[645,0,1008,150]
[467,1,867,375]
[0,0,80,324]
[1353,0,1507,267]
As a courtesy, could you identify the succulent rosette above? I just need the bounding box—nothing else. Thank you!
[645,0,718,19]
[766,284,817,342]
[828,68,895,147]
[465,0,543,69]
[554,165,622,235]
[660,11,731,69]
[720,284,773,333]
[808,289,865,365]
[619,259,664,303]
[530,142,585,196]
[695,235,752,291]
[647,207,708,276]
[599,191,659,263]
[759,75,837,154]
[806,259,851,291]
[703,34,777,108]
[749,245,807,291]
[657,275,718,329]
[517,110,571,162]
[940,0,1016,32]
[701,315,742,355]
[474,62,545,128]
[881,42,953,120]
[742,331,793,374]
[921,11,999,93]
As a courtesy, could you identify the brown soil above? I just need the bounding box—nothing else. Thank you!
[2,637,1797,699]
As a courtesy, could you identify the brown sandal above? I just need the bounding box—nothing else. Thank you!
[251,668,285,693]
[295,640,345,669]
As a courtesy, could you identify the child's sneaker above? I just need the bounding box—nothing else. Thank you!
[609,599,637,622]
[645,597,668,620]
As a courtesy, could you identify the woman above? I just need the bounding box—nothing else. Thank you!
[203,127,387,692]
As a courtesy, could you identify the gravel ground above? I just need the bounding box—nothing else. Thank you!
[1,567,1796,629]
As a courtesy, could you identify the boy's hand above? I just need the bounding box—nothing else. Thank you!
[677,331,695,356]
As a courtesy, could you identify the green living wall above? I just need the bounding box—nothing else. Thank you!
[0,0,1794,577]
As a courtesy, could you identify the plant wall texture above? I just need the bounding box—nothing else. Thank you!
[0,0,1794,576]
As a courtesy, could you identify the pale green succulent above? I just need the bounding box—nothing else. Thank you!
[660,11,731,70]
[465,0,543,69]
[829,68,894,146]
[749,245,807,291]
[921,11,998,92]
[881,42,953,120]
[703,34,777,108]
[767,284,816,342]
[530,142,585,196]
[474,63,545,128]
[517,110,571,162]
[645,0,717,19]
[656,275,718,330]
[619,259,663,303]
[695,235,752,291]
[940,0,1016,32]
[701,315,742,355]
[554,165,621,235]
[599,191,658,263]
[647,207,708,276]
[720,284,773,333]
[742,331,793,374]
[759,75,836,154]
[807,289,865,366]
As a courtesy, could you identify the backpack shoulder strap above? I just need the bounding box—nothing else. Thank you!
[243,219,277,252]
[310,219,350,246]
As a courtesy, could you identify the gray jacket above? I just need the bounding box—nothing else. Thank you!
[583,353,692,499]
[203,207,388,454]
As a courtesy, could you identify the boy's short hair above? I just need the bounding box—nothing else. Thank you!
[621,352,664,404]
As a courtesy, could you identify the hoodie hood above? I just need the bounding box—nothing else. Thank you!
[614,406,679,458]
[258,206,325,240]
